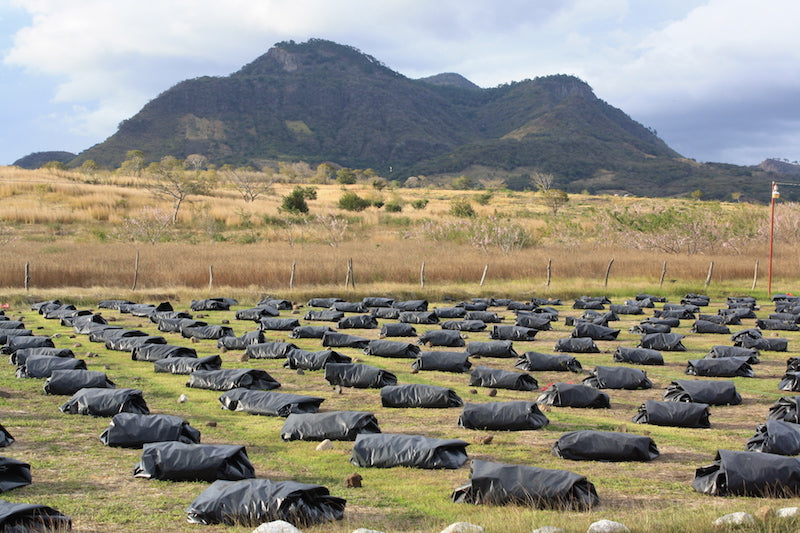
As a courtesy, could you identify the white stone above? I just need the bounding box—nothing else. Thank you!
[776,507,800,518]
[586,520,629,533]
[440,522,484,533]
[316,439,334,451]
[252,520,303,533]
[531,527,565,533]
[352,529,385,533]
[178,394,188,403]
[711,512,755,527]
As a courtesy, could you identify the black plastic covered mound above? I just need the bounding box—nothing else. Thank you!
[0,331,33,346]
[364,339,420,359]
[467,340,518,358]
[690,320,731,334]
[412,351,471,373]
[371,307,400,320]
[321,331,370,349]
[44,369,114,395]
[258,317,301,331]
[363,296,394,308]
[154,355,222,374]
[324,363,397,389]
[303,309,344,322]
[629,323,670,335]
[469,366,538,391]
[571,322,620,341]
[190,298,237,311]
[458,401,549,431]
[452,459,598,510]
[610,304,644,315]
[1,335,54,354]
[134,442,254,481]
[732,329,788,351]
[582,366,652,390]
[307,297,344,308]
[398,311,438,324]
[746,420,800,455]
[379,323,416,337]
[418,329,464,347]
[552,430,659,462]
[60,388,149,416]
[100,413,201,447]
[693,449,800,497]
[632,399,710,428]
[0,499,72,531]
[613,347,664,365]
[441,320,486,332]
[768,396,800,423]
[757,318,799,331]
[553,337,599,353]
[290,325,335,339]
[284,349,351,371]
[0,424,13,447]
[686,358,754,378]
[219,389,324,417]
[337,314,378,329]
[490,325,537,341]
[16,355,86,378]
[515,314,552,330]
[350,433,468,469]
[155,318,204,333]
[779,372,800,392]
[131,343,197,362]
[186,478,346,527]
[217,330,265,350]
[787,358,800,372]
[664,379,741,405]
[186,369,280,391]
[245,341,299,360]
[281,411,381,441]
[236,306,279,320]
[706,345,759,364]
[638,332,686,351]
[464,311,501,323]
[380,384,462,408]
[537,383,610,409]
[0,457,30,493]
[515,352,582,373]
[434,307,467,319]
[11,347,74,366]
[181,324,233,340]
[393,299,428,312]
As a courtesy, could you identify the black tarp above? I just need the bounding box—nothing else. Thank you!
[186,369,280,391]
[1,335,54,355]
[609,304,644,315]
[134,442,254,481]
[768,396,800,423]
[181,324,233,340]
[350,433,468,469]
[788,358,800,372]
[236,306,279,320]
[321,332,370,349]
[217,330,265,350]
[44,369,114,395]
[281,411,381,441]
[337,315,378,329]
[466,340,518,358]
[60,388,149,416]
[332,301,367,313]
[245,341,299,360]
[153,355,222,374]
[290,325,335,339]
[553,337,599,353]
[778,372,800,392]
[362,296,394,308]
[284,348,352,371]
[693,449,800,497]
[746,420,800,455]
[706,345,759,364]
[0,499,71,531]
[156,318,204,334]
[307,297,344,308]
[412,351,471,373]
[469,366,538,391]
[458,401,549,431]
[379,323,417,337]
[0,321,25,330]
[0,425,13,448]
[464,311,501,323]
[537,383,610,409]
[433,307,467,319]
[11,347,74,366]
[451,459,598,510]
[190,297,237,311]
[0,331,33,346]
[219,389,324,417]
[258,317,301,331]
[100,413,201,447]
[364,339,420,359]
[16,355,86,378]
[324,363,397,389]
[371,307,400,319]
[258,297,292,309]
[686,358,754,378]
[303,309,344,322]
[89,327,145,344]
[582,366,653,390]
[570,322,620,341]
[380,384,462,408]
[690,320,731,334]
[105,334,166,352]
[638,332,686,351]
[417,330,465,347]
[440,320,486,332]
[398,311,438,324]
[490,325,537,341]
[131,343,197,362]
[186,478,346,527]
[0,457,30,493]
[629,323,671,335]
[732,329,789,351]
[613,347,664,366]
[392,299,428,312]
[663,379,741,405]
[515,314,552,331]
[552,430,659,462]
[515,351,582,373]
[632,399,711,428]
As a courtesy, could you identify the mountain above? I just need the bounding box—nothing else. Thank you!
[759,158,800,177]
[14,151,77,169]
[73,39,783,201]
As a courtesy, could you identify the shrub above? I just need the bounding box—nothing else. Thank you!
[449,198,476,218]
[474,191,493,205]
[280,186,317,214]
[384,201,402,212]
[338,191,371,211]
[411,199,428,210]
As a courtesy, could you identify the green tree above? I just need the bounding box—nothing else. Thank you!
[145,156,214,224]
[451,175,474,190]
[542,189,569,215]
[280,186,317,214]
[338,191,371,211]
[79,159,99,175]
[120,150,146,177]
[690,189,703,200]
[336,167,357,184]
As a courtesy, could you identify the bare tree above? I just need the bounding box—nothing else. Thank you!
[225,166,274,202]
[183,154,208,171]
[113,206,172,244]
[532,171,555,193]
[316,213,349,247]
[145,156,214,224]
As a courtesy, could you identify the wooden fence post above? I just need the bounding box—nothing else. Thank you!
[705,261,714,287]
[659,261,667,288]
[24,262,30,291]
[290,260,296,290]
[208,265,214,290]
[546,258,552,287]
[752,259,759,290]
[345,258,355,289]
[479,264,488,287]
[604,258,614,287]
[131,250,139,291]
[420,261,425,288]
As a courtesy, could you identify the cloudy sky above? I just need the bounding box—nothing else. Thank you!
[1,0,798,167]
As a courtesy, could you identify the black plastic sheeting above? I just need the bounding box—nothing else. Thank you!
[380,384,462,408]
[768,396,800,423]
[613,347,664,366]
[190,298,237,311]
[690,320,731,334]
[515,352,582,373]
[105,334,166,352]
[638,332,686,351]
[364,339,420,359]
[60,388,149,416]
[732,329,788,351]
[412,351,472,373]
[186,478,346,527]
[153,355,222,374]
[779,372,800,392]
[321,332,370,349]
[706,345,759,364]
[245,341,299,360]
[100,413,201,447]
[489,325,537,341]
[452,459,598,510]
[11,347,73,366]
[219,389,324,417]
[434,307,467,319]
[746,420,800,455]
[217,330,265,350]
[686,358,754,378]
[552,430,659,462]
[236,306,279,320]
[16,355,86,378]
[582,366,653,390]
[337,315,378,329]
[393,300,428,312]
[466,340,518,358]
[632,399,710,428]
[0,457,30,493]
[324,363,398,389]
[417,330,465,347]
[570,323,620,341]
[0,425,12,447]
[693,449,800,497]
[1,335,54,355]
[663,379,742,405]
[469,366,538,391]
[553,337,599,353]
[441,320,487,332]
[307,297,344,308]
[290,325,335,339]
[134,442,254,481]
[398,311,438,324]
[379,323,417,337]
[44,369,115,395]
[515,314,552,331]
[131,343,197,362]
[537,383,610,409]
[281,411,381,441]
[258,317,301,331]
[458,401,549,431]
[284,349,351,371]
[303,309,343,323]
[186,369,280,391]
[350,433,468,469]
[0,499,72,531]
[181,324,233,340]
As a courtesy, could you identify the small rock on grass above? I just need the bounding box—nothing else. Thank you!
[587,520,629,533]
[711,512,754,527]
[344,473,362,488]
[531,527,565,533]
[352,529,384,533]
[316,439,333,451]
[178,394,188,403]
[252,520,303,533]
[776,507,800,518]
[440,523,484,533]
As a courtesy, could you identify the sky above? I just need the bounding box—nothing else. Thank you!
[1,0,799,167]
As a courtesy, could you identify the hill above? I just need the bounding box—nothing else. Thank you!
[72,39,785,201]
[13,150,76,169]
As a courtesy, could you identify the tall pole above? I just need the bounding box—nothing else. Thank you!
[768,181,779,295]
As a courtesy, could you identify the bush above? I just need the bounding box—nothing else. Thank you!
[411,199,428,210]
[338,191,371,211]
[280,186,317,214]
[449,198,476,218]
[384,201,402,212]
[474,191,493,205]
